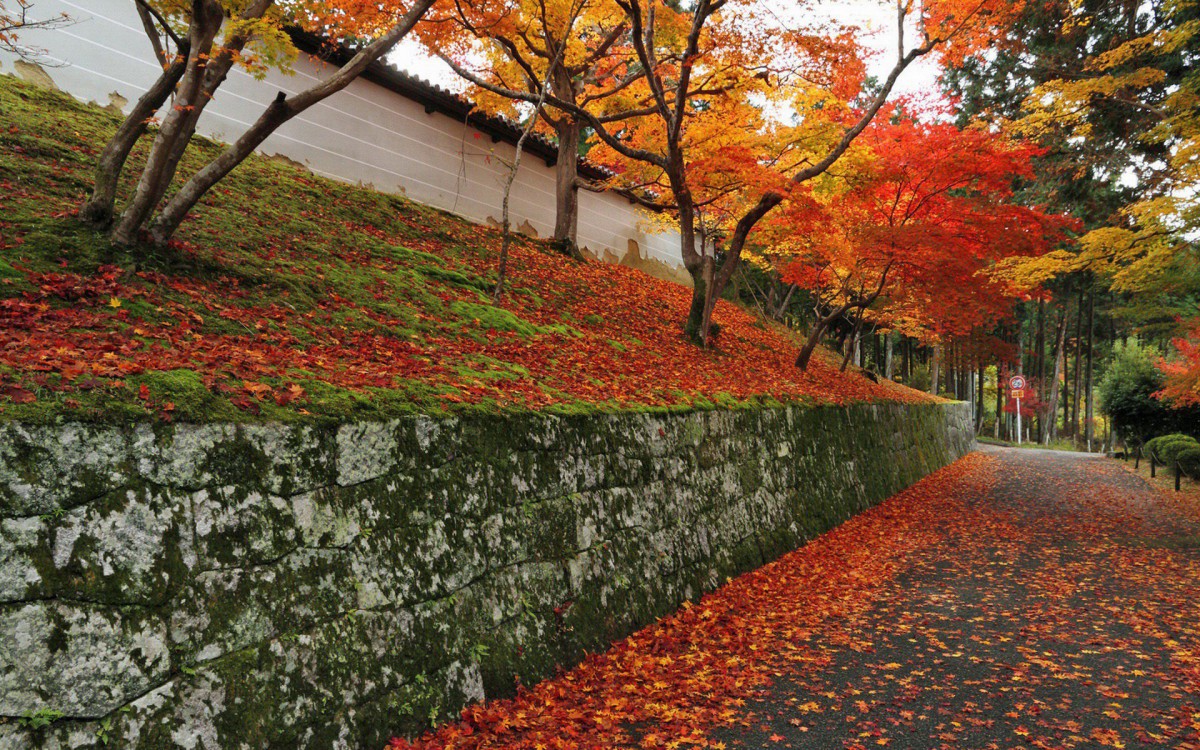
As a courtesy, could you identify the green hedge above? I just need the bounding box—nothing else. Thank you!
[1146,434,1200,465]
[1178,447,1200,480]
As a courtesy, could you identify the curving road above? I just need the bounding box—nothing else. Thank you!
[711,446,1200,750]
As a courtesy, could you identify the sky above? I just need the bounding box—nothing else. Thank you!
[388,0,944,99]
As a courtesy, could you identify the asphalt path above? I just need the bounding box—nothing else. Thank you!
[710,446,1200,750]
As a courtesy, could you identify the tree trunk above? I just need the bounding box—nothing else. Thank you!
[946,342,955,398]
[840,308,865,372]
[1035,300,1045,437]
[976,359,985,430]
[930,343,941,396]
[1041,309,1069,445]
[885,332,895,380]
[1085,288,1095,451]
[80,47,190,227]
[552,118,580,248]
[1017,318,1025,376]
[995,362,1003,439]
[1071,285,1084,439]
[144,0,436,245]
[796,303,851,370]
[110,0,225,246]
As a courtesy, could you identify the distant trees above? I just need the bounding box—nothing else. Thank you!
[926,0,1200,444]
[80,0,435,246]
[1100,339,1196,447]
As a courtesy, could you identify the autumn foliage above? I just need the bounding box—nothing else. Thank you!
[1160,318,1200,407]
[757,117,1076,368]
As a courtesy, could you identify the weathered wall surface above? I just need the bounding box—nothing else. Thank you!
[0,0,688,278]
[0,402,973,749]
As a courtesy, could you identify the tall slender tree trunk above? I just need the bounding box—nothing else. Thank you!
[1085,288,1095,451]
[946,342,955,398]
[1042,310,1069,445]
[1017,316,1025,376]
[976,359,985,430]
[930,343,942,396]
[1071,286,1084,439]
[995,362,1004,440]
[885,332,895,380]
[1035,300,1046,437]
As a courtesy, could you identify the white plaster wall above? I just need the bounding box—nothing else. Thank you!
[1,0,686,272]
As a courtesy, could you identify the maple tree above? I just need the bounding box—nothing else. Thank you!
[563,0,1028,346]
[422,0,629,252]
[79,0,436,247]
[1160,318,1200,407]
[763,119,1074,371]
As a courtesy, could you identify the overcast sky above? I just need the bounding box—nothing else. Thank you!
[388,0,943,99]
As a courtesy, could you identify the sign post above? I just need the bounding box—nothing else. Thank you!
[1010,376,1026,445]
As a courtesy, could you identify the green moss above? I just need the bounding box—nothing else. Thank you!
[448,301,580,339]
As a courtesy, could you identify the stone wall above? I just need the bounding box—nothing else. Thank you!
[0,402,973,749]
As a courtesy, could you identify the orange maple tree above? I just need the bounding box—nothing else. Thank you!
[572,0,1034,346]
[763,118,1076,370]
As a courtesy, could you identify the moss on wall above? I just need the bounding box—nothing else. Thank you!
[0,402,973,749]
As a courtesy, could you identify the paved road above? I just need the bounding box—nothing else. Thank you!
[400,447,1200,749]
[711,446,1200,750]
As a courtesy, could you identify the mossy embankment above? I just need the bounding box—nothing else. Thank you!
[0,75,933,424]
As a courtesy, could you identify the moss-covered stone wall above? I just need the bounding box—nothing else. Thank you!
[0,402,973,749]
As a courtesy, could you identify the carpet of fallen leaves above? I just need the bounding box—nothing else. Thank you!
[390,448,1200,749]
[0,77,929,422]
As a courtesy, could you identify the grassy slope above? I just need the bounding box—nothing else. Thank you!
[0,75,935,424]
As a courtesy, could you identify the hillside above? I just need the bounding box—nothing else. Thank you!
[0,75,934,423]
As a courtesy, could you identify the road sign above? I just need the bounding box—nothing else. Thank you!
[1010,376,1026,445]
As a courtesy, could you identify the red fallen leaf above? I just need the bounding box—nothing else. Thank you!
[230,395,261,414]
[2,386,36,403]
[138,384,150,401]
[273,384,304,406]
[243,380,273,397]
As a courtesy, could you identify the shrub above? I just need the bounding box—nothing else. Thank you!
[1146,434,1200,465]
[1178,447,1200,479]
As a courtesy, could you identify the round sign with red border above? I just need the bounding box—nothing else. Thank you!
[1010,375,1026,390]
